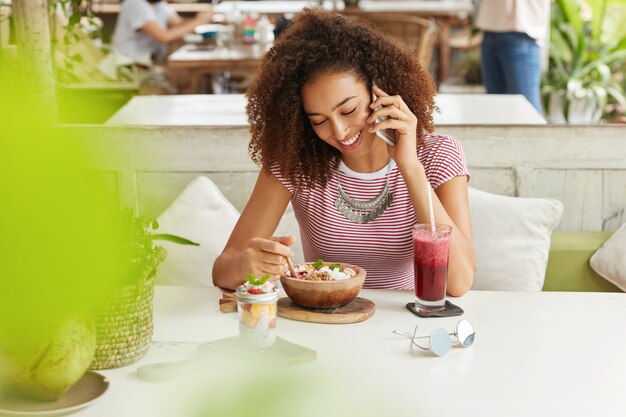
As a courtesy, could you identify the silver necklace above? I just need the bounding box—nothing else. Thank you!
[334,164,394,224]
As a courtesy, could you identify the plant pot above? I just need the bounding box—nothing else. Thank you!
[89,277,155,370]
[0,314,96,401]
[547,91,603,124]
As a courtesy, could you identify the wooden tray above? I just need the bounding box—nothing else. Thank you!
[277,297,375,324]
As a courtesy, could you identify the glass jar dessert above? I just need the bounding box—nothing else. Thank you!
[236,274,279,349]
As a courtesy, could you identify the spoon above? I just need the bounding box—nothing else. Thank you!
[286,257,298,278]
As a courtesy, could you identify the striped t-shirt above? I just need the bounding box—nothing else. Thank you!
[271,133,470,290]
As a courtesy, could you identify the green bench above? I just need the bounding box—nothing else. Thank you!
[57,82,139,124]
[544,231,619,292]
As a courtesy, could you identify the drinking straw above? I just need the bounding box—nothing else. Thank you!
[426,180,436,233]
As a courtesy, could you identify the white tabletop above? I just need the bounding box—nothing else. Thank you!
[106,94,547,126]
[168,43,270,63]
[74,286,625,417]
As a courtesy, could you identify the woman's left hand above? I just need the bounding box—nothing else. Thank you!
[367,84,419,169]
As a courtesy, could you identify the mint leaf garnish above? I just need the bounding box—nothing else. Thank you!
[245,274,270,286]
[312,258,324,268]
[329,263,341,270]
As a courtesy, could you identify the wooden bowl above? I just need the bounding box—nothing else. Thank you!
[280,263,366,309]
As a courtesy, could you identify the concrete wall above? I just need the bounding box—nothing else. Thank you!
[65,124,626,232]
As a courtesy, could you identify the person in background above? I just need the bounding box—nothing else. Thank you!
[112,0,213,64]
[212,9,475,295]
[272,15,293,40]
[476,0,550,114]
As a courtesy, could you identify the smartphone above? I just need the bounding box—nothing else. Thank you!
[371,92,396,146]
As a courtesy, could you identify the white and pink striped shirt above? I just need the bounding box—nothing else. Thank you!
[271,133,470,289]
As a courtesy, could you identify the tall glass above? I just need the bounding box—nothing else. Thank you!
[413,224,452,312]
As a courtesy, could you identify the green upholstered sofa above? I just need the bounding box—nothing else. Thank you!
[544,231,619,292]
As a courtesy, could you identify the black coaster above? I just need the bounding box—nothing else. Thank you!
[406,300,464,318]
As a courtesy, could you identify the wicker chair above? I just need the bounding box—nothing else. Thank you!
[343,12,438,70]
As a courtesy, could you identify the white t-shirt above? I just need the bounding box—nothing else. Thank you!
[476,0,551,42]
[112,0,177,60]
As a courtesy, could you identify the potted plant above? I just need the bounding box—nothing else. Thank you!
[90,210,198,370]
[542,0,626,123]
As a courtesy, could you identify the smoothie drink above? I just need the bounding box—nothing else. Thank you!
[413,224,452,310]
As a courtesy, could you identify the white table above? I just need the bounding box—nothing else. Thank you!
[106,94,546,126]
[74,286,625,417]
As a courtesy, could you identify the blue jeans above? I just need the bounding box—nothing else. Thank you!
[480,31,543,114]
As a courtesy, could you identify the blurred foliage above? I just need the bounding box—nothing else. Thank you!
[120,209,198,287]
[542,0,626,122]
[0,56,126,343]
[53,0,106,83]
[186,363,416,417]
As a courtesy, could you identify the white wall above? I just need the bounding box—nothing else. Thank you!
[67,124,626,232]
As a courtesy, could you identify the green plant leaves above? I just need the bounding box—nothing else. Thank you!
[544,0,626,122]
[151,234,200,246]
[118,209,198,285]
[245,274,270,286]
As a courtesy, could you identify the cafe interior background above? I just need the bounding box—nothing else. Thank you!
[1,0,626,416]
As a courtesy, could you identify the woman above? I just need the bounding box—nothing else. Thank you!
[213,9,475,295]
[112,0,212,64]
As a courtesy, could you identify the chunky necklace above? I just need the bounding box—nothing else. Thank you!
[334,164,394,224]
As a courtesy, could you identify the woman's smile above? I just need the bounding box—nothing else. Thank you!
[338,129,363,150]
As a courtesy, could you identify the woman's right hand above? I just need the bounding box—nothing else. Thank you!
[242,236,296,281]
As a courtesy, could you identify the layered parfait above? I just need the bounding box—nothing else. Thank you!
[236,274,279,348]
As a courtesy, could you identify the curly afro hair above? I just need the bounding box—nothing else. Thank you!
[246,8,436,191]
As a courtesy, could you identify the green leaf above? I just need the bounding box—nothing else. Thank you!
[557,0,583,33]
[312,258,323,268]
[245,274,270,286]
[151,234,199,246]
[559,22,580,58]
[69,14,80,26]
[328,263,341,270]
[606,85,626,107]
[586,0,606,41]
[603,4,626,47]
[70,54,83,63]
[151,219,159,230]
[550,24,573,64]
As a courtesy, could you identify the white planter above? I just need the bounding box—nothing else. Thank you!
[547,91,603,124]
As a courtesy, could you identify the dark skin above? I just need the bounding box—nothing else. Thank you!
[213,71,474,294]
[213,9,475,294]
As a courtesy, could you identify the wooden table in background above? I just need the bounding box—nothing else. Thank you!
[166,43,271,93]
[93,0,474,82]
[342,0,474,81]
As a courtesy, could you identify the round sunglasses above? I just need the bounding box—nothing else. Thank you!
[393,319,476,357]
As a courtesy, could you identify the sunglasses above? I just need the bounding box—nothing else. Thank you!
[393,319,476,357]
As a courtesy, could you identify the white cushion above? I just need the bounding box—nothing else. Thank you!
[590,223,626,292]
[469,187,564,291]
[155,176,239,286]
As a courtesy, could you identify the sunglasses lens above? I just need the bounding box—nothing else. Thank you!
[456,320,476,347]
[430,328,452,356]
